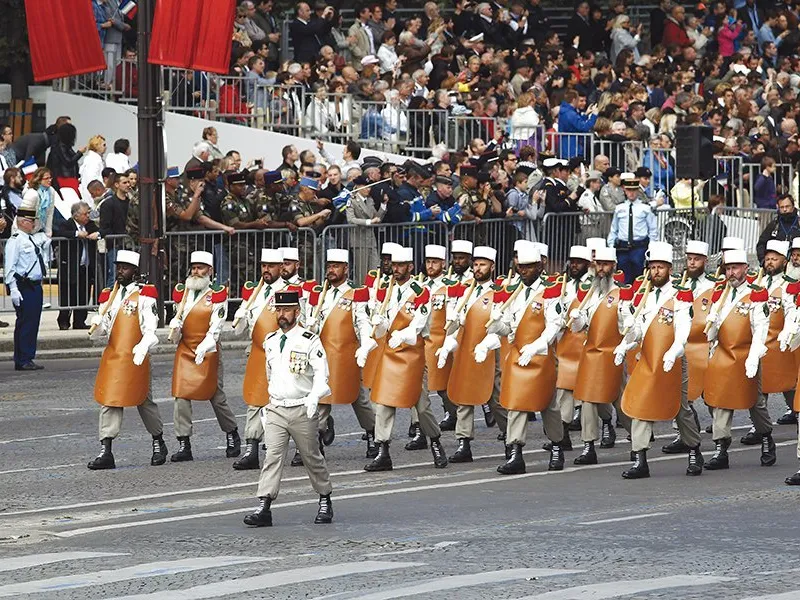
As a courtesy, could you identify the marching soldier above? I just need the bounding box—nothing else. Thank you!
[364,246,448,472]
[551,245,592,450]
[88,250,167,469]
[615,242,701,479]
[476,244,567,473]
[437,246,508,462]
[169,251,241,462]
[305,249,378,459]
[704,248,775,471]
[230,248,289,470]
[243,290,334,527]
[662,240,717,454]
[570,247,629,465]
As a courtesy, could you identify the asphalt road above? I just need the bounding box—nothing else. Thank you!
[1,354,800,600]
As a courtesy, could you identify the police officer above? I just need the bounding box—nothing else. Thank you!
[542,157,579,265]
[608,173,658,284]
[5,206,51,370]
[243,290,334,527]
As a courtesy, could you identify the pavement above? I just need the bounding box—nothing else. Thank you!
[1,351,800,599]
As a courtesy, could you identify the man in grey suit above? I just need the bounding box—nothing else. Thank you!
[101,0,131,86]
[345,175,386,284]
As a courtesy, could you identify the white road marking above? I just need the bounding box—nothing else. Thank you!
[0,433,81,445]
[0,551,128,573]
[742,592,800,599]
[103,561,422,600]
[363,541,459,557]
[340,568,582,600]
[511,575,737,600]
[0,463,81,476]
[49,439,796,538]
[0,556,274,597]
[576,512,671,525]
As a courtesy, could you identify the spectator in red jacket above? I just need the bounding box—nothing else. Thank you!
[662,5,693,48]
[114,47,138,100]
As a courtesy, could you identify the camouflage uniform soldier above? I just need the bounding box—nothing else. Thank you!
[248,170,298,252]
[221,171,264,293]
[165,166,206,294]
[292,177,331,280]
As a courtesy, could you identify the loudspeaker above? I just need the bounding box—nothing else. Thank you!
[675,125,715,180]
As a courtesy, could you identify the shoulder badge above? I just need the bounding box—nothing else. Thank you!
[745,270,759,284]
[302,331,316,340]
[308,285,323,307]
[633,289,647,307]
[301,280,318,294]
[352,286,370,303]
[172,283,186,303]
[211,284,228,303]
[447,282,468,298]
[364,269,379,288]
[266,330,279,340]
[787,281,800,296]
[631,276,645,293]
[410,280,424,296]
[284,284,302,294]
[98,287,113,304]
[241,281,257,301]
[576,281,592,302]
[545,273,560,283]
[140,284,158,299]
[493,287,511,303]
[413,286,431,308]
[543,281,563,299]
[784,275,798,284]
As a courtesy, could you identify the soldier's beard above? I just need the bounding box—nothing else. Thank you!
[596,273,613,296]
[787,264,800,280]
[186,275,211,291]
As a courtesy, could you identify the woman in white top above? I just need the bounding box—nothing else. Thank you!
[377,31,401,77]
[105,138,132,173]
[79,135,106,201]
[509,92,541,142]
[304,83,333,138]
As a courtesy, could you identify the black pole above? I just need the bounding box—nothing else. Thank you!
[690,177,696,239]
[136,0,165,324]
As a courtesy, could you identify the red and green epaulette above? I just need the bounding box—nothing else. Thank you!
[140,283,158,299]
[364,269,379,287]
[308,284,324,306]
[618,284,634,301]
[748,284,768,302]
[447,282,468,298]
[171,283,186,303]
[210,284,228,303]
[352,286,370,302]
[613,270,626,284]
[240,281,258,301]
[576,280,593,302]
[301,279,318,294]
[98,287,113,304]
[674,286,694,303]
[543,280,563,299]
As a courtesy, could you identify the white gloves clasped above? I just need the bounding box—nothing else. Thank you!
[474,333,501,363]
[436,335,459,368]
[194,335,217,365]
[389,326,417,349]
[518,338,548,366]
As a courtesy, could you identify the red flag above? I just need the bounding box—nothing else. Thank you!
[25,0,106,82]
[149,0,234,74]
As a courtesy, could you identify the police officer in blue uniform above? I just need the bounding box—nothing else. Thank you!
[607,173,659,284]
[4,206,51,370]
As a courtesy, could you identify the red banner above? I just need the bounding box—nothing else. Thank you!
[149,0,234,75]
[25,0,106,82]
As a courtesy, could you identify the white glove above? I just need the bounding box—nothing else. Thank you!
[486,318,504,335]
[779,324,798,352]
[613,341,636,366]
[132,342,148,366]
[705,312,720,341]
[745,355,759,379]
[169,316,183,340]
[305,396,319,420]
[662,347,678,373]
[436,335,459,368]
[10,288,22,307]
[305,316,318,333]
[388,326,416,349]
[355,337,378,367]
[194,335,217,365]
[369,312,385,327]
[518,338,547,366]
[569,309,587,333]
[233,308,248,335]
[474,333,502,363]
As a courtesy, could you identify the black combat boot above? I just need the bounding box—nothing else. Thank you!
[785,470,800,485]
[226,429,241,458]
[497,443,525,475]
[322,415,335,445]
[170,437,193,462]
[450,438,473,463]
[87,438,115,470]
[482,404,496,428]
[599,419,617,448]
[777,409,798,425]
[705,438,730,470]
[151,435,168,466]
[740,427,759,445]
[314,494,333,524]
[364,442,393,471]
[622,450,650,479]
[439,411,456,431]
[569,405,582,431]
[761,432,777,466]
[404,424,428,450]
[686,446,704,476]
[430,437,448,468]
[243,496,272,527]
[365,430,378,458]
[233,439,260,470]
[574,441,598,465]
[290,449,304,466]
[548,442,565,471]
[662,437,690,454]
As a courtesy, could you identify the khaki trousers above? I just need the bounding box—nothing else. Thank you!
[98,385,163,440]
[173,360,238,437]
[555,388,575,424]
[374,366,441,442]
[255,404,332,500]
[244,405,264,441]
[711,370,771,441]
[507,391,562,446]
[318,386,376,434]
[488,349,509,434]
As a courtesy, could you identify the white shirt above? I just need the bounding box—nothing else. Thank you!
[244,278,288,334]
[387,278,431,337]
[498,277,563,346]
[265,325,330,405]
[105,152,131,174]
[178,286,228,342]
[628,281,690,354]
[709,282,769,356]
[306,280,371,342]
[98,283,159,352]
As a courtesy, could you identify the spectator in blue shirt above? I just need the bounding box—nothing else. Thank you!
[557,89,598,160]
[753,156,777,209]
[425,176,463,225]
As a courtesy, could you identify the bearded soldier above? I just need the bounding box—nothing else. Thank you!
[474,245,567,473]
[365,246,448,472]
[570,246,630,465]
[304,248,378,460]
[615,242,701,479]
[88,250,167,469]
[169,251,241,462]
[704,248,775,470]
[230,248,289,470]
[279,246,303,284]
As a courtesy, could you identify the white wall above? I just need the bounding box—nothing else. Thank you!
[46,91,413,171]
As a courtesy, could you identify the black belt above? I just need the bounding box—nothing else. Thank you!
[615,238,649,250]
[14,274,42,285]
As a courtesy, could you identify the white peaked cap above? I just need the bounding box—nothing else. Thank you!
[514,239,535,252]
[280,247,299,261]
[766,240,790,257]
[261,249,283,263]
[723,249,747,265]
[190,250,214,267]
[392,247,414,263]
[451,239,474,255]
[534,242,549,257]
[115,250,140,267]
[381,242,403,256]
[793,238,800,250]
[326,249,349,263]
[473,246,497,262]
[425,244,447,260]
[585,237,607,252]
[517,246,541,265]
[685,240,709,256]
[647,241,673,264]
[721,236,745,251]
[569,245,592,261]
[594,247,617,262]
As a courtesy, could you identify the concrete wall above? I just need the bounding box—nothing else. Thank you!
[45,91,412,172]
